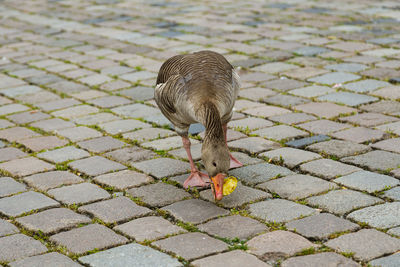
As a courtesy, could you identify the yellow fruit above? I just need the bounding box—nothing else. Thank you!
[223,176,238,196]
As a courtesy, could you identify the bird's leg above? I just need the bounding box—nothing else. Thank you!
[223,124,243,169]
[181,136,210,189]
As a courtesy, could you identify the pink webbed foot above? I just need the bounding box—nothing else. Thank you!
[229,154,243,169]
[183,171,211,189]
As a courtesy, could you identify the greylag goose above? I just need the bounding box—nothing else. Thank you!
[155,50,243,200]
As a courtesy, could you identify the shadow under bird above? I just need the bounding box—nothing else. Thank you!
[155,50,243,201]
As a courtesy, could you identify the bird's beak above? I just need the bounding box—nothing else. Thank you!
[211,173,226,201]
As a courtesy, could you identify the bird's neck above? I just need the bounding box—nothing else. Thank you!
[197,101,224,143]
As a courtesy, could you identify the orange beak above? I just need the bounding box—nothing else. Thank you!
[211,173,225,201]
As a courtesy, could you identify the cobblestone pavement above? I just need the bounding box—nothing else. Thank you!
[0,0,399,266]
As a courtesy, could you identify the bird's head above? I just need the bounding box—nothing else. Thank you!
[201,141,229,201]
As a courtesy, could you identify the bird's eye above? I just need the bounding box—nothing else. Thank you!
[212,162,217,167]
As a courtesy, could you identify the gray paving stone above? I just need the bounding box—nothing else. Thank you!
[0,127,40,142]
[0,191,60,217]
[9,252,82,267]
[37,99,81,112]
[242,105,292,118]
[200,182,270,208]
[260,148,321,168]
[18,136,68,152]
[252,125,308,141]
[339,113,398,127]
[347,202,400,229]
[228,117,273,131]
[295,102,356,119]
[132,158,189,179]
[300,159,361,180]
[247,230,316,258]
[23,171,83,191]
[286,135,330,148]
[104,147,157,165]
[286,213,359,240]
[37,146,90,163]
[307,140,371,158]
[306,189,383,215]
[68,156,126,176]
[325,229,400,261]
[341,150,400,171]
[229,163,294,185]
[168,143,202,161]
[162,199,229,224]
[369,253,400,267]
[142,136,190,151]
[269,113,316,125]
[7,111,50,124]
[289,85,335,98]
[334,171,400,193]
[77,136,125,153]
[281,252,360,267]
[114,216,186,242]
[388,227,400,237]
[383,187,400,201]
[111,103,161,119]
[318,92,378,106]
[0,119,14,129]
[153,232,228,261]
[78,196,151,224]
[48,183,110,205]
[0,177,26,197]
[264,94,310,107]
[257,174,337,200]
[48,80,89,94]
[127,182,190,207]
[0,219,19,237]
[293,46,328,56]
[30,118,75,132]
[249,199,316,223]
[343,79,390,92]
[73,113,119,126]
[228,137,280,154]
[376,121,400,135]
[99,119,151,135]
[298,119,351,135]
[198,215,267,240]
[1,85,42,98]
[118,86,155,101]
[16,208,91,234]
[325,63,368,72]
[308,72,360,85]
[192,250,271,267]
[0,234,47,262]
[51,105,99,120]
[123,128,176,142]
[57,126,102,142]
[50,224,128,255]
[94,170,154,190]
[79,243,181,267]
[332,127,387,143]
[372,138,400,154]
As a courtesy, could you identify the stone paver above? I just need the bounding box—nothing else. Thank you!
[50,224,128,255]
[0,234,48,262]
[153,232,228,261]
[369,253,400,267]
[325,229,400,261]
[0,0,400,265]
[78,243,182,267]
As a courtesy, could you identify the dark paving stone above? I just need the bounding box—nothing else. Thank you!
[200,182,270,208]
[306,189,383,215]
[50,224,128,255]
[0,191,60,217]
[229,163,294,186]
[9,252,81,267]
[257,174,337,200]
[0,234,48,262]
[192,250,270,267]
[306,140,371,158]
[68,156,126,176]
[198,215,267,240]
[162,199,229,224]
[127,182,190,207]
[16,208,91,234]
[347,202,400,229]
[78,243,182,267]
[281,252,359,267]
[0,177,26,197]
[48,183,110,205]
[23,171,83,191]
[78,196,151,224]
[152,232,228,261]
[341,150,400,171]
[334,170,399,193]
[132,158,189,179]
[247,230,316,258]
[0,218,19,237]
[286,213,359,240]
[114,216,186,242]
[249,199,316,223]
[286,135,330,148]
[325,229,400,261]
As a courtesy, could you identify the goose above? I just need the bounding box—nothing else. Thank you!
[155,50,243,201]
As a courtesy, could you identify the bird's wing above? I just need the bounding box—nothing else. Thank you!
[156,54,184,84]
[155,74,187,114]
